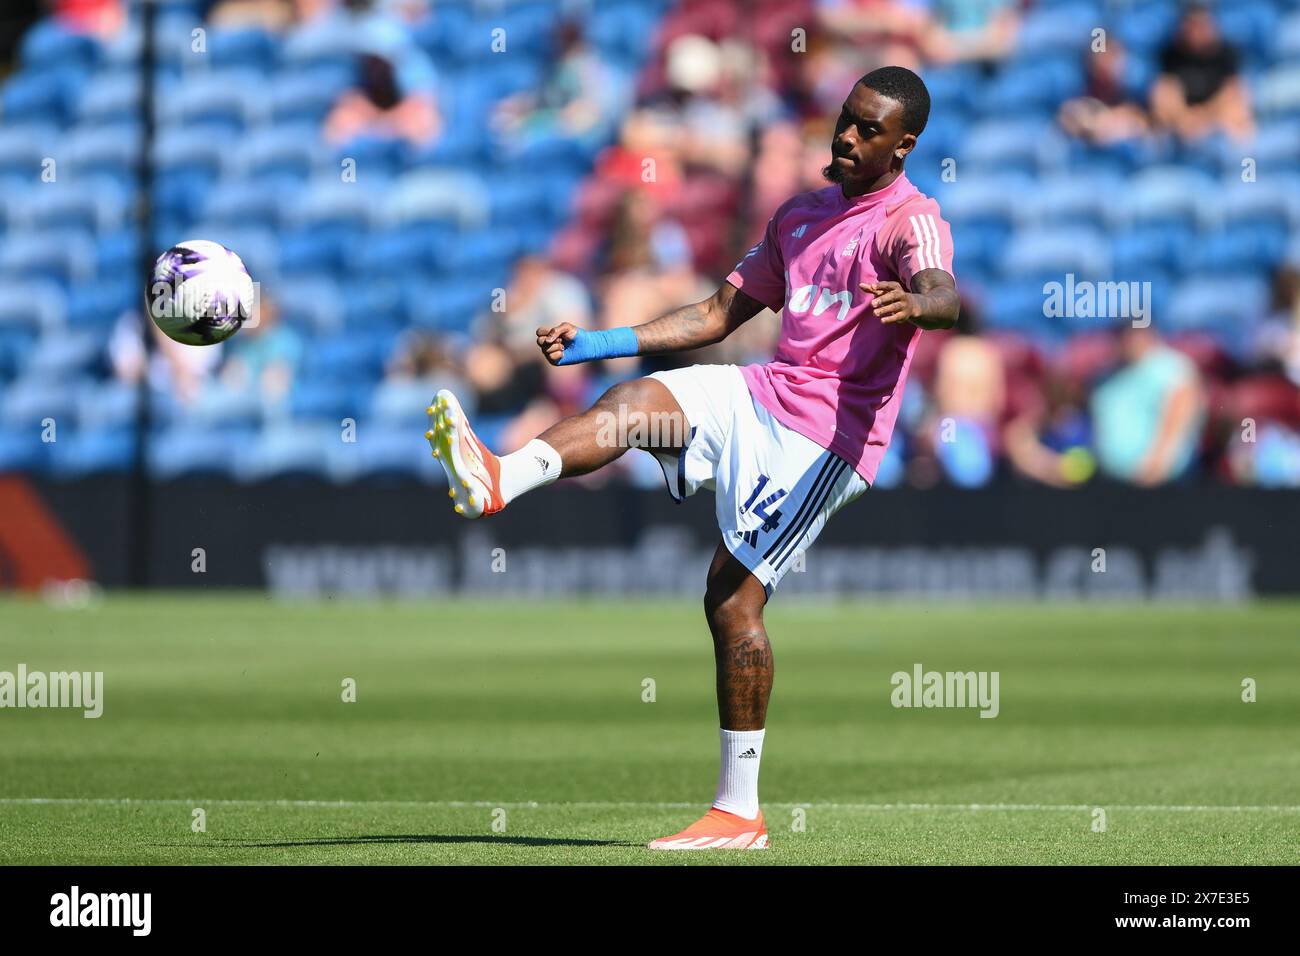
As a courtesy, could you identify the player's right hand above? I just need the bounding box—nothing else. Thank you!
[536,323,580,365]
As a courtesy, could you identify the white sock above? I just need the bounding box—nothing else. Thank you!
[712,727,765,819]
[497,438,562,504]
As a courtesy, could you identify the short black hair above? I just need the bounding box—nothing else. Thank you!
[858,66,931,136]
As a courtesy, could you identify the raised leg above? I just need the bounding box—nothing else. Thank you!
[536,377,688,477]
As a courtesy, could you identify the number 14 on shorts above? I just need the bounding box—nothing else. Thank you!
[739,475,786,532]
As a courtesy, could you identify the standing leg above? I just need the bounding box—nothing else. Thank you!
[647,544,773,850]
[703,544,771,818]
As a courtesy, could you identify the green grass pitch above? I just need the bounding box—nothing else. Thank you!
[1,595,1297,865]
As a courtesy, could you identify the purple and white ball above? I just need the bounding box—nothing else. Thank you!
[147,240,255,346]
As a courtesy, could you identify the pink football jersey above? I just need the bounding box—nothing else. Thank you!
[726,173,954,485]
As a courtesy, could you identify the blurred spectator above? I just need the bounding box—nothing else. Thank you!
[604,191,691,276]
[921,0,1020,65]
[1091,326,1206,485]
[924,329,1006,487]
[110,311,223,409]
[54,0,124,38]
[816,0,928,71]
[1150,4,1253,142]
[325,8,441,146]
[373,331,471,420]
[494,21,630,150]
[218,297,302,411]
[1005,375,1096,488]
[1253,266,1300,387]
[209,0,293,30]
[1059,40,1150,144]
[483,255,593,352]
[461,256,592,449]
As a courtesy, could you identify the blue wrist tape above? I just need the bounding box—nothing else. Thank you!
[557,326,639,366]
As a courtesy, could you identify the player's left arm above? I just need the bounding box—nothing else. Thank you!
[861,270,960,330]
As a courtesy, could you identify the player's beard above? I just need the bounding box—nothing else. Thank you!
[822,160,846,184]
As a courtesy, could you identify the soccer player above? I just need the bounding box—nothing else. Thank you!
[427,66,957,850]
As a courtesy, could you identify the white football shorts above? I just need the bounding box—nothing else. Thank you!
[645,364,869,598]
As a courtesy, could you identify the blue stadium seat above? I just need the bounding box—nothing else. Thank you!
[266,63,355,125]
[0,427,48,472]
[288,380,369,423]
[148,427,247,478]
[280,11,359,70]
[49,426,136,476]
[1211,176,1300,232]
[206,26,280,71]
[0,231,96,288]
[19,20,100,73]
[1216,2,1281,62]
[371,376,465,429]
[0,328,37,383]
[382,169,490,229]
[921,64,983,117]
[0,124,60,182]
[1118,167,1218,230]
[234,424,335,480]
[153,122,232,180]
[1,376,80,429]
[981,277,1065,341]
[328,135,408,183]
[586,0,664,63]
[1014,2,1103,57]
[405,277,493,333]
[980,58,1083,117]
[64,122,141,186]
[1020,173,1124,230]
[1113,0,1179,56]
[77,381,141,430]
[1178,222,1289,277]
[961,120,1060,177]
[159,69,264,131]
[329,423,440,481]
[198,179,287,231]
[237,122,322,182]
[1278,12,1300,61]
[1257,65,1300,119]
[340,279,404,330]
[1,67,87,125]
[14,177,130,234]
[76,70,147,127]
[430,227,520,275]
[24,331,103,380]
[288,179,381,232]
[1002,227,1110,281]
[275,275,345,333]
[347,226,435,279]
[1167,276,1270,334]
[173,386,265,430]
[0,280,67,332]
[299,334,388,384]
[1217,120,1300,178]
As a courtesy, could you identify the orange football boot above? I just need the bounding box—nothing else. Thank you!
[425,389,506,518]
[647,807,769,850]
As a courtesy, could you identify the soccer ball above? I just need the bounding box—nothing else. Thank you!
[147,239,255,346]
